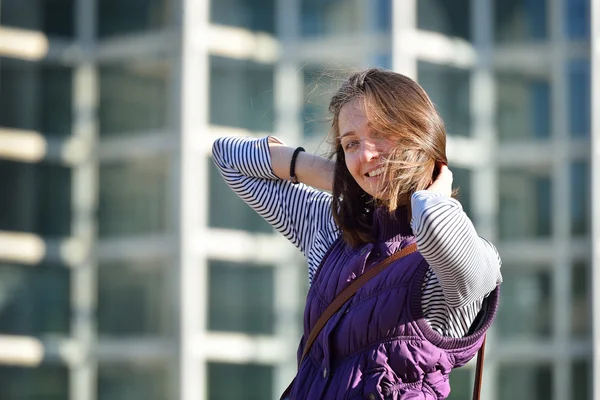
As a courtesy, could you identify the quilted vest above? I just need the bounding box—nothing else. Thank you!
[287,207,499,399]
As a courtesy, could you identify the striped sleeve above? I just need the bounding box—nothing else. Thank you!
[411,190,502,308]
[211,136,337,266]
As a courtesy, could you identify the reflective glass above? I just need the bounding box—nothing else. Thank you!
[499,168,552,239]
[498,364,552,400]
[375,0,392,33]
[569,60,590,138]
[0,0,74,38]
[98,260,173,337]
[565,0,590,39]
[98,0,172,38]
[98,362,171,400]
[571,262,590,337]
[496,266,552,339]
[98,157,169,237]
[208,158,272,233]
[302,67,340,139]
[301,0,362,36]
[497,73,550,141]
[571,360,591,400]
[99,60,169,137]
[208,362,273,400]
[0,60,73,137]
[209,56,275,133]
[571,162,590,235]
[417,0,470,40]
[208,260,274,335]
[210,0,275,34]
[0,264,70,336]
[418,62,471,137]
[452,167,472,218]
[495,0,548,43]
[0,159,71,236]
[446,368,473,400]
[0,365,68,400]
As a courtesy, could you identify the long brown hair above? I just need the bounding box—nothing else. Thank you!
[328,68,449,247]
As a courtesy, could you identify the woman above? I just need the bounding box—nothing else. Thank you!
[212,68,502,399]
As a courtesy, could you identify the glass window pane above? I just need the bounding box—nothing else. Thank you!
[447,368,473,400]
[0,60,73,137]
[499,168,552,239]
[208,260,274,335]
[98,0,172,38]
[571,162,590,236]
[99,60,169,137]
[208,362,273,400]
[0,0,74,38]
[571,360,591,400]
[452,167,472,218]
[375,0,392,33]
[303,67,340,139]
[0,365,68,400]
[497,73,551,141]
[301,0,363,36]
[418,62,471,137]
[572,262,590,337]
[98,260,173,337]
[98,362,171,400]
[495,0,548,43]
[0,264,70,336]
[210,0,275,34]
[498,364,552,400]
[0,160,71,236]
[417,0,470,41]
[209,56,275,133]
[98,157,169,237]
[496,266,552,339]
[565,0,590,39]
[569,60,590,138]
[208,158,272,233]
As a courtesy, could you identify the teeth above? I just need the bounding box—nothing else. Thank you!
[367,168,384,177]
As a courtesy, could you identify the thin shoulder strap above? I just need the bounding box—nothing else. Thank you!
[299,243,418,365]
[472,336,486,400]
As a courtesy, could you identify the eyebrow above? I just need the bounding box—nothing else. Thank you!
[339,130,355,139]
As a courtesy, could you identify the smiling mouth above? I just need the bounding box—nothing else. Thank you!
[365,167,385,178]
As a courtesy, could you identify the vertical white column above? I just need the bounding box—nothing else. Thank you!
[177,0,209,399]
[391,0,417,78]
[471,0,498,398]
[274,0,304,396]
[591,0,600,398]
[549,0,571,398]
[70,0,98,399]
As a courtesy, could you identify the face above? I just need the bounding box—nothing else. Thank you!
[338,99,396,199]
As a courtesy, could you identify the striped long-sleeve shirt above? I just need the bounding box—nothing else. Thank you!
[212,136,503,338]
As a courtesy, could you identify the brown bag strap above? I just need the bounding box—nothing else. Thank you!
[299,243,418,365]
[472,335,486,400]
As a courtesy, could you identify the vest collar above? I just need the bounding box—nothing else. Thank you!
[370,206,413,243]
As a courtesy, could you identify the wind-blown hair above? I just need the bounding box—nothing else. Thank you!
[328,68,449,247]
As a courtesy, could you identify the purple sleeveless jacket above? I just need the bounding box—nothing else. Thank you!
[288,207,499,400]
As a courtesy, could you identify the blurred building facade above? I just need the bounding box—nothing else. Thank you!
[0,0,596,399]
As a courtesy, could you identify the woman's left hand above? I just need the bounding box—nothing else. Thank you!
[427,165,453,197]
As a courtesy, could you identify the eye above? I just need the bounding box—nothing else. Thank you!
[342,140,359,151]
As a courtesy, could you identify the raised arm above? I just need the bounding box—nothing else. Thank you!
[211,136,337,259]
[268,138,334,192]
[411,166,502,308]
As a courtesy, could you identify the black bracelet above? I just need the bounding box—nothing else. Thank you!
[289,147,305,184]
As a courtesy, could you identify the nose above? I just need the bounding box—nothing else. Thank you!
[358,140,380,163]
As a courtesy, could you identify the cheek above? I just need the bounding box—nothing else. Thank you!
[344,154,359,177]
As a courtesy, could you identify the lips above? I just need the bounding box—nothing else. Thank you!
[365,167,385,178]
